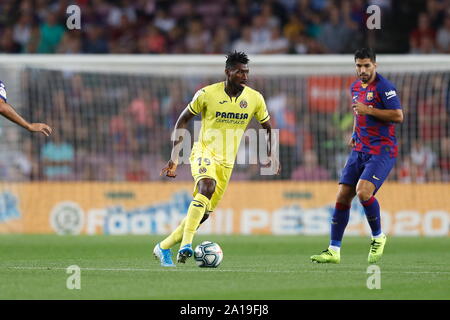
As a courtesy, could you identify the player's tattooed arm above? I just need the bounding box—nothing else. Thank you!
[0,99,52,136]
[352,102,403,123]
[261,120,281,175]
[161,107,196,178]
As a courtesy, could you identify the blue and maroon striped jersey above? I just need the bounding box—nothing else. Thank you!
[0,81,6,102]
[350,73,402,157]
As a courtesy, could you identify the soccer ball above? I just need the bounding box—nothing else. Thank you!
[194,241,223,268]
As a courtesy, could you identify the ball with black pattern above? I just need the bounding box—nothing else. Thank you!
[194,241,223,268]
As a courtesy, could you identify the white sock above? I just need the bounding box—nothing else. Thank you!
[372,232,384,239]
[329,245,340,252]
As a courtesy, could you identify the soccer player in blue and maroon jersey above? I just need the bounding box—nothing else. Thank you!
[311,48,403,264]
[0,80,52,136]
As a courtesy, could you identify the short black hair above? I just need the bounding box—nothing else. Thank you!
[225,51,249,69]
[354,48,376,62]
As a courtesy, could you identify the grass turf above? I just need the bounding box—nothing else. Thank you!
[0,235,448,300]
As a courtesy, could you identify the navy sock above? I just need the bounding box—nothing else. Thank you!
[330,202,350,247]
[361,196,382,236]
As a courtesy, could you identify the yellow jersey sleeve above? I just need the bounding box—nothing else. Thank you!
[187,88,206,115]
[254,93,270,124]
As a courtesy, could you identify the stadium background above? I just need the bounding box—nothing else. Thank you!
[0,0,449,237]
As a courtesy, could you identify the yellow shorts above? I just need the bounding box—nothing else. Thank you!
[190,143,233,212]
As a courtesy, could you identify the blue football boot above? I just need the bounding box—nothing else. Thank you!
[177,244,193,263]
[153,243,176,267]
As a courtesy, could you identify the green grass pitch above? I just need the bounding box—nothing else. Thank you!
[0,235,448,300]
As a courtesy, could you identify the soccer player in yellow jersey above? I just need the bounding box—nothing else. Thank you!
[154,52,280,266]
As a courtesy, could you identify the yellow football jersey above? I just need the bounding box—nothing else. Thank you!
[187,81,270,168]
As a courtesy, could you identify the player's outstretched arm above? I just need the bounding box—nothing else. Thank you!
[160,107,196,178]
[0,99,52,136]
[261,120,281,175]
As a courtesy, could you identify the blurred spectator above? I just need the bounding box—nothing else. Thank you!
[12,12,34,52]
[410,141,436,183]
[368,0,392,12]
[78,3,102,27]
[397,157,412,183]
[57,30,82,54]
[410,13,437,53]
[291,149,330,181]
[251,14,272,46]
[318,6,352,53]
[24,24,40,53]
[37,12,65,53]
[110,108,132,153]
[82,24,109,53]
[278,0,297,12]
[306,13,322,39]
[232,26,261,54]
[418,78,447,143]
[125,159,150,181]
[311,0,329,12]
[127,89,159,153]
[348,0,366,29]
[0,133,33,181]
[267,91,297,179]
[41,131,75,180]
[261,26,289,54]
[426,0,447,29]
[436,15,450,53]
[283,13,304,42]
[196,0,225,30]
[209,26,231,54]
[439,137,450,182]
[109,15,137,53]
[0,27,21,53]
[161,82,186,129]
[290,33,310,54]
[224,16,241,43]
[154,9,176,33]
[34,0,51,22]
[259,2,281,29]
[139,25,167,54]
[340,0,360,43]
[185,19,211,53]
[170,0,195,20]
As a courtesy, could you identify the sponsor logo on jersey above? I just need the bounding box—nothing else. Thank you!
[215,111,249,119]
[219,100,227,104]
[199,167,207,174]
[385,90,397,100]
[239,100,248,108]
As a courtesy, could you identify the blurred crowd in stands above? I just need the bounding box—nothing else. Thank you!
[0,0,449,54]
[0,69,446,183]
[0,0,449,183]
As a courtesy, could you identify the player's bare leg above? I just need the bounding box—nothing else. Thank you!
[357,179,387,263]
[311,184,356,263]
[177,178,215,263]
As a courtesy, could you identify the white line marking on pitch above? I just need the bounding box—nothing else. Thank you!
[4,266,450,275]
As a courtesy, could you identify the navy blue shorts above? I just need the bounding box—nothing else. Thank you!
[339,150,396,194]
